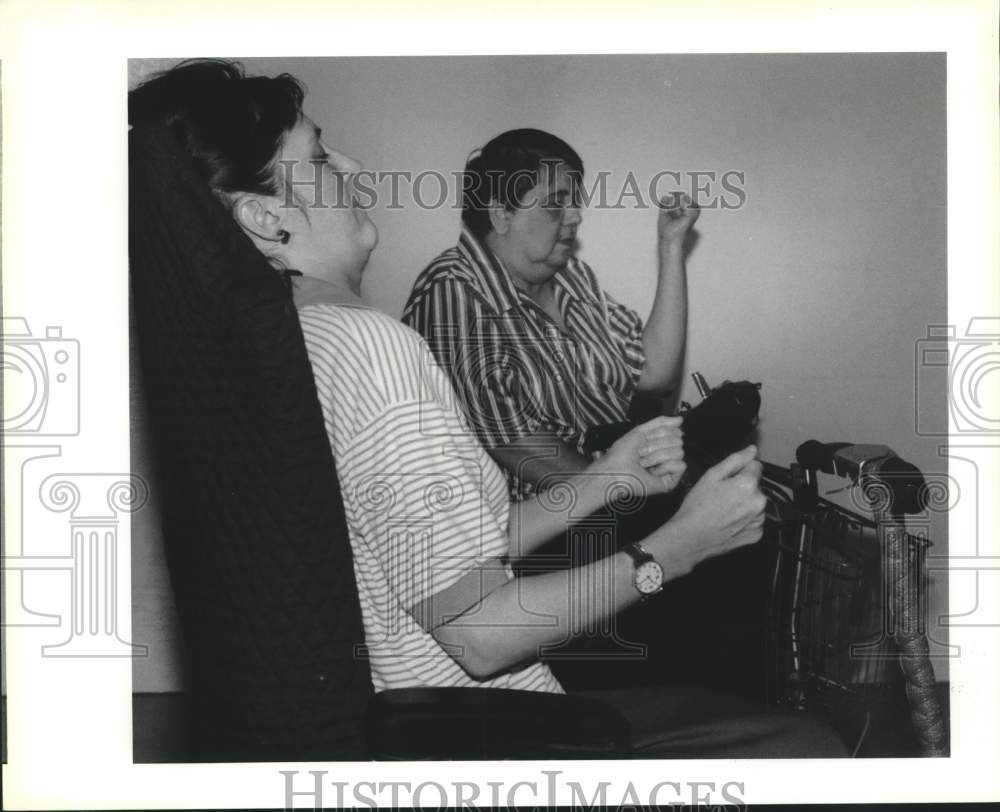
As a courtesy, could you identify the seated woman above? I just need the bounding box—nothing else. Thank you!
[402,129,766,693]
[402,128,693,501]
[129,59,846,757]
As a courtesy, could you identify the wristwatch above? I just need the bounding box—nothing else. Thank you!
[623,542,664,600]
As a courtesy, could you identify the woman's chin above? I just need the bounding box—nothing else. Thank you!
[358,219,379,252]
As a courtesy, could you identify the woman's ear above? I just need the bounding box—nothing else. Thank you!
[232,194,284,243]
[487,199,511,236]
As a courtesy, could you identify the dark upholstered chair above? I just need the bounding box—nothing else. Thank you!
[128,124,630,761]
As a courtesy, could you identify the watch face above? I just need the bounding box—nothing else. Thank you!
[635,560,664,595]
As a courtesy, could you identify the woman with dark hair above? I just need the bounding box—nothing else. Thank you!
[129,60,378,288]
[129,60,845,757]
[403,128,694,501]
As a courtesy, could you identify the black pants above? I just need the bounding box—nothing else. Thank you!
[578,684,850,758]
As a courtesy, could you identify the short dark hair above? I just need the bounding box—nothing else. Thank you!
[461,128,584,240]
[128,59,305,199]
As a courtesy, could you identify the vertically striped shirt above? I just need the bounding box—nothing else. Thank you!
[402,226,646,500]
[298,302,563,694]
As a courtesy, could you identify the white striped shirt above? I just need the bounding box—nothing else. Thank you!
[298,303,563,694]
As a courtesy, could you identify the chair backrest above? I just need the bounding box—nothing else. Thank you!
[128,125,372,761]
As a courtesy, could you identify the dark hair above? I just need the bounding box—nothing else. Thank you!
[461,128,584,240]
[128,59,305,199]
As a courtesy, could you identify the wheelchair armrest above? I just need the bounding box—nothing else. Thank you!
[366,687,631,760]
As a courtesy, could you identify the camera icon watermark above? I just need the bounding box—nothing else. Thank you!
[2,317,81,437]
[915,318,1000,436]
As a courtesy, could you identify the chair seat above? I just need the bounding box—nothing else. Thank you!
[366,687,631,760]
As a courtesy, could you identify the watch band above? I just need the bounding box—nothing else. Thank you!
[623,542,654,566]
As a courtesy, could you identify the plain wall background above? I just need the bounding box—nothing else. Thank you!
[129,53,948,692]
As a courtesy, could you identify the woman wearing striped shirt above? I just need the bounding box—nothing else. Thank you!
[133,60,844,756]
[403,129,696,501]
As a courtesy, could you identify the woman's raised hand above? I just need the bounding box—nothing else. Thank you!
[657,191,700,251]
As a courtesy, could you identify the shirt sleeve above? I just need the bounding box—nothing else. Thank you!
[403,276,544,449]
[337,395,512,613]
[575,258,646,393]
[604,287,646,388]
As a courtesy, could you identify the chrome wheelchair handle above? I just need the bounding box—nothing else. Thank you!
[795,440,926,516]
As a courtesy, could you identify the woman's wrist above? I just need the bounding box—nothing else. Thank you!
[644,520,699,582]
[656,239,686,267]
[568,462,615,514]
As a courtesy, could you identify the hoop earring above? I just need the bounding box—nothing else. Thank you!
[278,229,290,244]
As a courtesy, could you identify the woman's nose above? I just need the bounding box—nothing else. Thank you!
[325,146,362,174]
[563,203,583,226]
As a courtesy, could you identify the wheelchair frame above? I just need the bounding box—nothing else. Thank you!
[761,449,948,757]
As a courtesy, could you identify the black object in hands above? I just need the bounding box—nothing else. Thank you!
[680,375,762,482]
[582,373,762,485]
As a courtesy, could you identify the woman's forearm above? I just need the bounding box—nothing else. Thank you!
[432,517,707,679]
[636,242,688,396]
[431,545,649,678]
[487,434,591,485]
[490,434,592,555]
[431,444,766,680]
[506,465,610,558]
[502,419,684,558]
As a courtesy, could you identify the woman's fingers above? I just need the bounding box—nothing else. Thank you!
[638,420,683,450]
[641,428,683,445]
[634,415,681,437]
[648,459,686,478]
[639,415,683,430]
[638,420,684,484]
[638,444,684,467]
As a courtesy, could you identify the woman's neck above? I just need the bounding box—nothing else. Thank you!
[485,234,554,301]
[484,243,564,329]
[291,274,366,309]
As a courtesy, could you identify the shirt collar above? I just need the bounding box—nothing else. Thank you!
[457,225,586,317]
